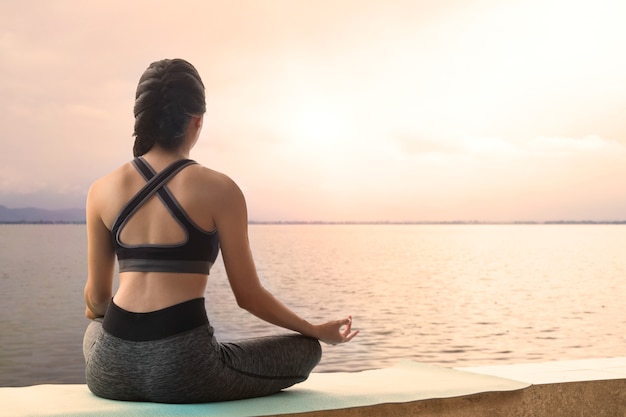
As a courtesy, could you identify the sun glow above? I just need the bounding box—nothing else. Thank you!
[280,97,355,151]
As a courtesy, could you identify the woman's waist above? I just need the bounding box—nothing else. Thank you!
[102,297,209,342]
[114,273,207,311]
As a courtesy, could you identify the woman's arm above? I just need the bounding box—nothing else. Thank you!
[84,182,115,319]
[214,176,358,345]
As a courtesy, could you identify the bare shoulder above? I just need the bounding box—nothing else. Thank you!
[170,164,246,229]
[187,165,244,199]
[87,162,138,226]
[89,163,136,198]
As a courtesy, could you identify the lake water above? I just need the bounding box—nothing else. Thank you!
[1,224,625,386]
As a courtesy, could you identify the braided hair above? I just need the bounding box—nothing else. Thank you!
[132,59,206,157]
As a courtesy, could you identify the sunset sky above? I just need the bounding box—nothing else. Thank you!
[1,0,625,222]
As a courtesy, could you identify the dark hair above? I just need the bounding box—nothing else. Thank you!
[132,59,206,157]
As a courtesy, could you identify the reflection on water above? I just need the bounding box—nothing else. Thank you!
[1,224,625,386]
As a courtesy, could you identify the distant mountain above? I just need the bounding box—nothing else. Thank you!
[0,205,85,223]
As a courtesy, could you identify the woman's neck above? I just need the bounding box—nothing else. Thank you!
[141,145,190,170]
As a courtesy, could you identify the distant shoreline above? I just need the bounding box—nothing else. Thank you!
[0,221,86,225]
[2,205,625,225]
[2,220,626,225]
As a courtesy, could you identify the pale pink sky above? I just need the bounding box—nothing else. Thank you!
[1,0,625,221]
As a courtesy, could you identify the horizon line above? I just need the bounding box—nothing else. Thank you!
[5,220,625,225]
[248,220,626,225]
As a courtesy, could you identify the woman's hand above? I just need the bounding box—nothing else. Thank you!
[85,306,101,320]
[313,316,359,345]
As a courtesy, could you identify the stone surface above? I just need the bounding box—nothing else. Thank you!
[274,379,626,417]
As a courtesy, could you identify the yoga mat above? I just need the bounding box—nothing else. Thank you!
[3,361,530,417]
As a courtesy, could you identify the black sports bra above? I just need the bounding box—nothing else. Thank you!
[111,157,220,274]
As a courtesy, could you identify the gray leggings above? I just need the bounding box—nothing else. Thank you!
[83,300,321,403]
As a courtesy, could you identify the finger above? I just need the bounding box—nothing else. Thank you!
[343,329,359,342]
[338,316,352,329]
[340,317,353,336]
[340,323,351,337]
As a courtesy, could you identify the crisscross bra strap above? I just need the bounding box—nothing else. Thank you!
[132,156,157,181]
[111,158,198,237]
[130,157,194,228]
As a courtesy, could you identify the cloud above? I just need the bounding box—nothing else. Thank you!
[352,130,625,220]
[527,135,625,157]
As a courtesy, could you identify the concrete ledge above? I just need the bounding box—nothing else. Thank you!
[3,358,625,417]
[458,356,626,384]
[277,379,626,417]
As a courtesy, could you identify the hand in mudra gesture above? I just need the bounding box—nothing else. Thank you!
[314,316,359,345]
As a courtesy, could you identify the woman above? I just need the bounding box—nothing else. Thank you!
[83,58,358,404]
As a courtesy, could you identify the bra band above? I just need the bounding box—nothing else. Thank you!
[118,259,212,274]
